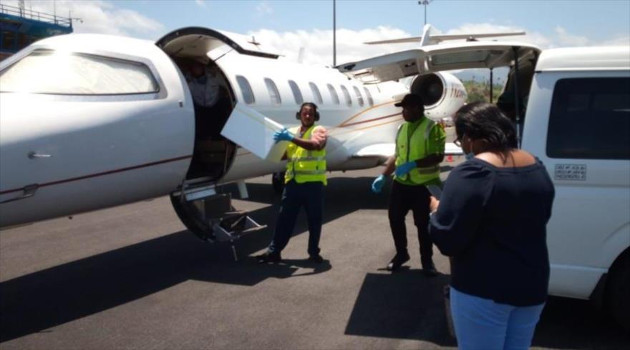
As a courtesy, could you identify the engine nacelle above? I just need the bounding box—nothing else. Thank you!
[409,72,467,121]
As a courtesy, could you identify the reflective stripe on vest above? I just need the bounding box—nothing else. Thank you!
[395,117,440,184]
[285,125,327,185]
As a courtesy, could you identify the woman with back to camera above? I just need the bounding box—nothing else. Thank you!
[429,102,555,350]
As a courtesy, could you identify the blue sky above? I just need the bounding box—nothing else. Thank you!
[3,0,629,66]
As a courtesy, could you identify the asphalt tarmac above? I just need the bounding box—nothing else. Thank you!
[1,165,629,349]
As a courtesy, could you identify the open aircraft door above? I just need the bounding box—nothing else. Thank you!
[156,28,282,244]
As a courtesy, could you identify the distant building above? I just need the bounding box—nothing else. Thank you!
[0,3,73,61]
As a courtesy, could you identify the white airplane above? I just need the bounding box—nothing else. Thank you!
[0,25,532,243]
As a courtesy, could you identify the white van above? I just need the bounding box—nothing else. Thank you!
[520,46,629,331]
[341,41,629,330]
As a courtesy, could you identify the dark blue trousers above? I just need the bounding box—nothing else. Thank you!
[269,180,324,256]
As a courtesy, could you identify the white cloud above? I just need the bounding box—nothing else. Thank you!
[256,1,273,17]
[553,26,589,47]
[2,0,164,39]
[246,23,594,67]
[5,1,623,62]
[601,36,630,46]
[249,26,419,66]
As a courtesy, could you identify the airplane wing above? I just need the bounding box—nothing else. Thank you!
[337,41,541,84]
[353,143,395,160]
[351,141,462,161]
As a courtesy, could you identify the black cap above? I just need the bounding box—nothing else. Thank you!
[394,93,424,107]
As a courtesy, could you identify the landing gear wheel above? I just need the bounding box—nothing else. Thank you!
[607,253,630,332]
[272,172,285,194]
[169,192,215,242]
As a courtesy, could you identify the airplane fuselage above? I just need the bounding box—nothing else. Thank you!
[0,28,466,232]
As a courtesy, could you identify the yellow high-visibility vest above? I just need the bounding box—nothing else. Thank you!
[285,125,327,185]
[395,118,440,184]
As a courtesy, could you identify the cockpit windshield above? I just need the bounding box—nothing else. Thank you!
[0,50,159,95]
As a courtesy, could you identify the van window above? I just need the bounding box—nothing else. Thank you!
[353,86,364,106]
[340,85,352,106]
[309,82,323,104]
[363,87,374,106]
[264,78,281,105]
[0,50,158,94]
[236,75,255,104]
[288,80,303,104]
[547,78,630,160]
[327,84,340,105]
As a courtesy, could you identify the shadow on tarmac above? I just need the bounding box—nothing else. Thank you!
[345,271,456,347]
[0,176,381,342]
[1,176,629,347]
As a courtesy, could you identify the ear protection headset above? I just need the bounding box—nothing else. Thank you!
[295,102,320,121]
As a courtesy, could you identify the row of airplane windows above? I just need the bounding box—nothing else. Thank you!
[235,75,375,108]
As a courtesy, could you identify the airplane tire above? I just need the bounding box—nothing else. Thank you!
[272,172,285,194]
[607,251,630,332]
[169,192,215,242]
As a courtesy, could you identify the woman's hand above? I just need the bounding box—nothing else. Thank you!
[430,196,440,213]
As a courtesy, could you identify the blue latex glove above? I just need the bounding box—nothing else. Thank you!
[273,128,294,142]
[371,174,386,194]
[394,161,416,177]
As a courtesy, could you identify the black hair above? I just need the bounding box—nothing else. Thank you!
[454,102,517,151]
[296,102,320,121]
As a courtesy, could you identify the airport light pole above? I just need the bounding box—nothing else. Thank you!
[419,0,433,26]
[333,0,336,66]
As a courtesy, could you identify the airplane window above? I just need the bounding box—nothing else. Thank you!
[363,87,374,106]
[264,78,281,105]
[0,50,158,95]
[340,85,352,106]
[327,84,340,105]
[353,86,364,107]
[309,82,323,104]
[236,75,255,104]
[288,80,303,104]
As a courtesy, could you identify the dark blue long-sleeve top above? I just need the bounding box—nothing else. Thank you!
[430,158,555,306]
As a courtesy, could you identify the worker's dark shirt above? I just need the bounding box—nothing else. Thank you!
[430,158,555,306]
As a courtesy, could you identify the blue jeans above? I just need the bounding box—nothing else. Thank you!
[450,287,545,350]
[269,180,324,256]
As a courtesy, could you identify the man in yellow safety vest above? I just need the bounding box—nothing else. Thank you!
[371,94,445,275]
[256,102,328,263]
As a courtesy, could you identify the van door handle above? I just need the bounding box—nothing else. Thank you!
[28,152,52,159]
[0,184,39,204]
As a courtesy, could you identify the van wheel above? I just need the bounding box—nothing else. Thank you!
[607,252,630,332]
[272,172,285,194]
[169,192,215,242]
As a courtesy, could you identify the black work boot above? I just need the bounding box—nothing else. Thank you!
[387,252,410,271]
[422,259,438,277]
[255,251,282,263]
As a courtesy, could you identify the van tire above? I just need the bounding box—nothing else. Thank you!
[607,252,630,332]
